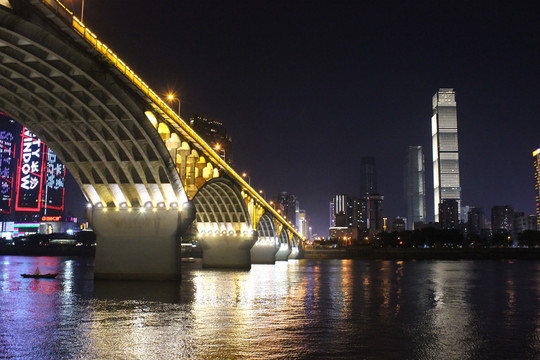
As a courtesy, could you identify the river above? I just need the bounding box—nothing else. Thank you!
[1,256,540,359]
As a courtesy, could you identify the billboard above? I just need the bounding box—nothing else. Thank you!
[0,114,19,214]
[0,117,15,213]
[15,127,45,212]
[43,147,66,212]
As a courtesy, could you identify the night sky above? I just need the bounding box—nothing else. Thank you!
[62,0,540,236]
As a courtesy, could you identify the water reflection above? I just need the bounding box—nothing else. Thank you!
[2,256,540,359]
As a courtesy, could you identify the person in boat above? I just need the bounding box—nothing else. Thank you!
[33,267,40,275]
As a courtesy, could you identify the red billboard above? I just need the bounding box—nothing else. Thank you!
[15,127,45,212]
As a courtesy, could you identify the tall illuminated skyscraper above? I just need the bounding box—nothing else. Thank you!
[405,146,426,229]
[432,88,461,222]
[360,157,377,195]
[533,148,540,228]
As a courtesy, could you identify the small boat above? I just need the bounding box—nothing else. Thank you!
[21,273,58,279]
[21,267,58,279]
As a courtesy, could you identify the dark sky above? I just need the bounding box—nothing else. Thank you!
[63,0,540,235]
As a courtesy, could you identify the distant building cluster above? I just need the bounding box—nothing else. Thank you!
[327,88,539,247]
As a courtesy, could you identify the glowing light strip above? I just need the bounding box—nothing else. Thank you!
[40,0,302,241]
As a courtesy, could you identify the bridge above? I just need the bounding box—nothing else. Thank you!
[0,0,304,280]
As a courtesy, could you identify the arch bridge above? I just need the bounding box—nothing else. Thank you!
[0,0,303,279]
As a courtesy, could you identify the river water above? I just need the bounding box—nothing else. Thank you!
[1,256,540,359]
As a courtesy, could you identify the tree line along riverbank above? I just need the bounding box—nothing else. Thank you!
[303,247,540,260]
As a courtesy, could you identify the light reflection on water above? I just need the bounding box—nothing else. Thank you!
[2,256,540,359]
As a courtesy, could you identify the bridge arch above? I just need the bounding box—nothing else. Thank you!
[0,9,187,208]
[192,178,252,236]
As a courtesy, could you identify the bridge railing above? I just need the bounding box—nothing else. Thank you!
[39,0,303,243]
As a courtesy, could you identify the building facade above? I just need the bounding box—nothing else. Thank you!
[405,145,426,229]
[467,207,486,235]
[277,192,297,227]
[360,156,377,196]
[491,205,514,233]
[432,88,461,222]
[439,199,459,229]
[189,114,233,166]
[534,149,540,228]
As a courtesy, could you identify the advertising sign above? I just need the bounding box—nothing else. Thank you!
[0,120,16,213]
[15,127,44,212]
[44,147,66,212]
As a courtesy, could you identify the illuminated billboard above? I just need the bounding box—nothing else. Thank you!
[43,147,66,212]
[0,114,18,214]
[15,127,45,212]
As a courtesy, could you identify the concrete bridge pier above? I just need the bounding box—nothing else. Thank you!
[288,245,305,259]
[88,203,195,280]
[251,237,279,264]
[200,233,257,268]
[275,243,292,261]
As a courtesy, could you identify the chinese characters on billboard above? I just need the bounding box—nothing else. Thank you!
[44,148,66,212]
[0,114,17,213]
[0,120,67,219]
[15,127,44,212]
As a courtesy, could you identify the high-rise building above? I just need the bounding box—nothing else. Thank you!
[297,210,310,241]
[360,157,377,195]
[366,193,384,231]
[528,215,538,231]
[439,199,459,229]
[513,211,527,239]
[432,88,461,222]
[491,205,514,233]
[277,192,297,226]
[330,194,351,228]
[467,207,485,235]
[189,114,233,166]
[534,148,540,228]
[405,146,426,229]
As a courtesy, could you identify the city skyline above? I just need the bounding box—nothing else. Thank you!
[60,1,540,235]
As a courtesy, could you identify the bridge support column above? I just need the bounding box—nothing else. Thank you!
[275,244,292,261]
[289,245,306,259]
[200,235,257,268]
[251,237,279,264]
[88,204,195,280]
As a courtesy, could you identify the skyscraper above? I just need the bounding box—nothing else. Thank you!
[330,194,351,228]
[491,205,514,234]
[360,157,377,196]
[432,88,461,222]
[534,148,540,228]
[189,114,233,166]
[277,192,297,226]
[405,146,426,229]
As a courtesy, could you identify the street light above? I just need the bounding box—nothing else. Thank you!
[81,0,85,22]
[242,172,250,185]
[259,189,265,200]
[214,143,225,162]
[167,94,181,117]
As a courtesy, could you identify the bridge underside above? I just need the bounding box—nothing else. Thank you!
[0,1,304,278]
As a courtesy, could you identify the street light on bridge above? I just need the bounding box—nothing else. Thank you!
[167,93,181,117]
[214,143,226,162]
[242,172,250,185]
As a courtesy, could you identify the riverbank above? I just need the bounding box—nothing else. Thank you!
[0,246,95,257]
[304,247,540,260]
